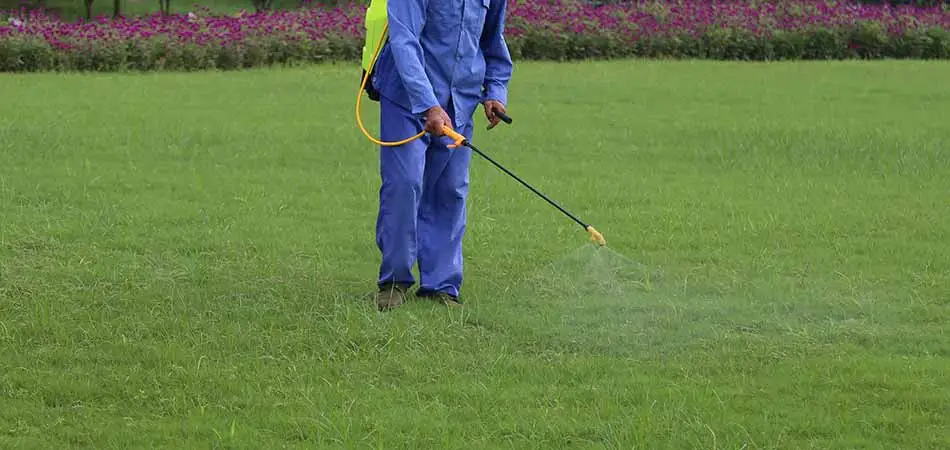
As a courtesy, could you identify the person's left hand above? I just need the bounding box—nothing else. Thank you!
[483,100,506,130]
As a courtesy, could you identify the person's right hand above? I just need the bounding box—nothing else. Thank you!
[424,106,452,136]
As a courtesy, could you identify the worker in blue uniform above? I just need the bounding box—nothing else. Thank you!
[369,0,513,310]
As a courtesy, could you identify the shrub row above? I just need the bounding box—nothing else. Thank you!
[1,0,949,72]
[2,25,949,72]
[510,23,950,61]
[0,34,364,72]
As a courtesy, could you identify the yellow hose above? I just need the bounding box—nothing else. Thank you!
[356,21,426,147]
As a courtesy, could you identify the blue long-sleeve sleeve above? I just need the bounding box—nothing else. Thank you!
[372,0,510,128]
[386,0,440,115]
[479,0,513,106]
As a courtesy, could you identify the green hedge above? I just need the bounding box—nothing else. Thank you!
[2,25,949,73]
[508,24,950,61]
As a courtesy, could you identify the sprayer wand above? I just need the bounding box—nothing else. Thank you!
[356,21,605,247]
[440,120,607,247]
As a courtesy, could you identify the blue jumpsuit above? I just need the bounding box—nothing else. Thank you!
[370,0,513,298]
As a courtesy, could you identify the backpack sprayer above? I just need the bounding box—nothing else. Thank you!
[354,0,606,247]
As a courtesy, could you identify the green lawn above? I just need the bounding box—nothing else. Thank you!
[1,60,949,448]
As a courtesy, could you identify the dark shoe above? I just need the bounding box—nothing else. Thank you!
[416,289,463,307]
[376,283,409,311]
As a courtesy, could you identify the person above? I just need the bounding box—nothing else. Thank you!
[367,0,513,311]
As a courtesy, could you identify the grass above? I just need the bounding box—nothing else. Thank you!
[1,59,949,448]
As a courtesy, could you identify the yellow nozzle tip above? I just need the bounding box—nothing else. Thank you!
[586,226,606,247]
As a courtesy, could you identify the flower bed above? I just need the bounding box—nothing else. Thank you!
[1,0,949,72]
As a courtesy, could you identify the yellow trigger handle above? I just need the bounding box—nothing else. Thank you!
[441,125,467,149]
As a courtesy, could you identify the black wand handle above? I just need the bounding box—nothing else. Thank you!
[492,108,513,124]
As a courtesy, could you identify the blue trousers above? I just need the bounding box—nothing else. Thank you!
[376,95,474,298]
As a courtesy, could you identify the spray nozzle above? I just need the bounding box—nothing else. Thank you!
[586,225,606,247]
